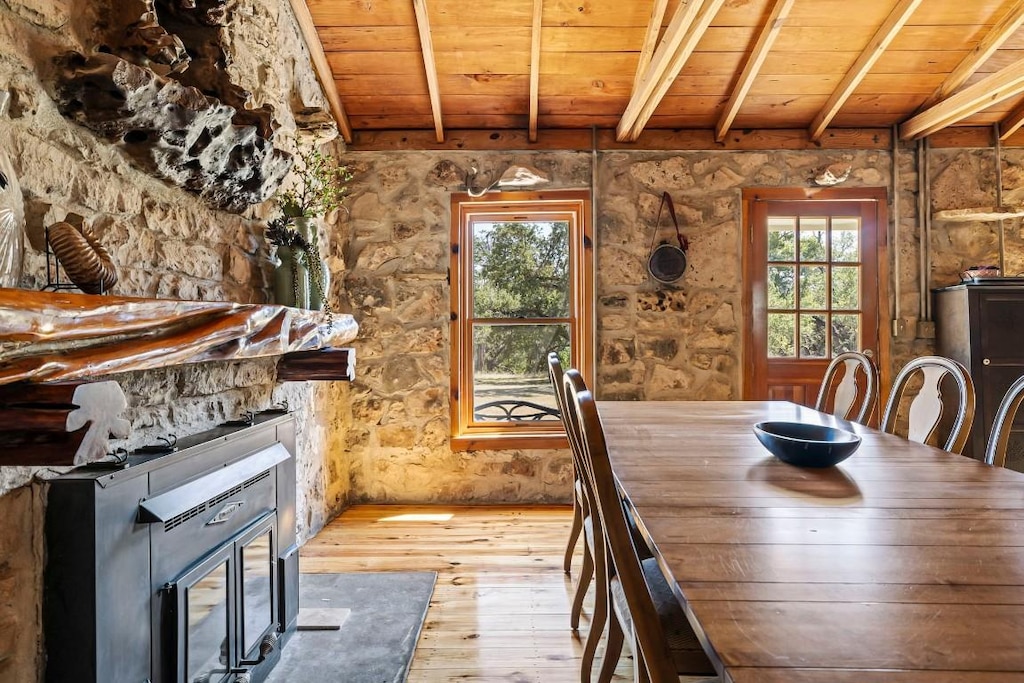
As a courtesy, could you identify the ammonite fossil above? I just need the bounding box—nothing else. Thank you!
[47,222,118,294]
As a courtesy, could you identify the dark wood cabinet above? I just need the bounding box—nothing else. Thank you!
[935,283,1024,467]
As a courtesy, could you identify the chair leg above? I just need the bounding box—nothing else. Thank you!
[596,610,623,683]
[581,562,608,683]
[570,539,593,630]
[563,492,583,574]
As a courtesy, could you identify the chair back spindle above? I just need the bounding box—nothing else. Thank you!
[880,355,976,454]
[814,351,877,424]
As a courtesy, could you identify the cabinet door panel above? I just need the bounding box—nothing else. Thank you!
[979,296,1024,361]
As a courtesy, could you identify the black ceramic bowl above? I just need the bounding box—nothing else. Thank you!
[752,421,861,468]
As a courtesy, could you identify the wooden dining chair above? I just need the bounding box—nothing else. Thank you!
[880,355,976,454]
[984,374,1024,468]
[562,369,717,683]
[547,352,594,634]
[814,351,878,424]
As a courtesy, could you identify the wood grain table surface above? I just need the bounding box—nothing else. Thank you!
[597,400,1024,683]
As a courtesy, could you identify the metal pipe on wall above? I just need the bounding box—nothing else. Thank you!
[995,123,1006,275]
[925,137,933,325]
[917,139,928,321]
[892,125,901,334]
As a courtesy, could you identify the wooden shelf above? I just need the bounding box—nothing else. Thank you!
[0,288,358,385]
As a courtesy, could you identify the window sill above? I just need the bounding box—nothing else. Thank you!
[450,433,569,451]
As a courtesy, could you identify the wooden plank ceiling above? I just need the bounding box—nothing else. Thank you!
[301,0,1024,145]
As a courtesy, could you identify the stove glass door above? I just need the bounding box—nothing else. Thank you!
[178,545,234,683]
[238,516,277,658]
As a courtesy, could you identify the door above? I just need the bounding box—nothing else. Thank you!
[744,189,887,410]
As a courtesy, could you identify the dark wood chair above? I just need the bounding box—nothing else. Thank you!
[984,374,1024,468]
[548,353,583,575]
[562,369,717,683]
[814,351,878,424]
[881,355,976,454]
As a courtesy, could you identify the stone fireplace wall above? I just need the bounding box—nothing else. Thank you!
[0,1,346,680]
[332,143,1024,503]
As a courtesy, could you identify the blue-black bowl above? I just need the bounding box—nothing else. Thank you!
[752,421,861,468]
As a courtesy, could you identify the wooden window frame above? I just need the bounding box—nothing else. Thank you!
[449,190,594,451]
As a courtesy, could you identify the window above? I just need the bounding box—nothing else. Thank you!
[449,190,594,450]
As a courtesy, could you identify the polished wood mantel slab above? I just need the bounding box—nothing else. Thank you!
[0,288,358,385]
[598,400,1024,682]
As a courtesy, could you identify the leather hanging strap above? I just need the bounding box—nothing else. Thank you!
[649,191,689,254]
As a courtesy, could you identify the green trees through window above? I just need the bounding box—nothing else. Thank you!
[766,217,861,359]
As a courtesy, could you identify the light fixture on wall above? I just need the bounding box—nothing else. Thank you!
[813,162,852,186]
[465,164,550,197]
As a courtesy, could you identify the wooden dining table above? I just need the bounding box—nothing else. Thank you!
[597,400,1024,683]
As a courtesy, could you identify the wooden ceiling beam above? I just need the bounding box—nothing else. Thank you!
[999,100,1024,141]
[529,0,543,142]
[715,0,795,143]
[618,0,726,142]
[626,0,724,142]
[922,0,1024,110]
[808,0,922,142]
[616,0,707,142]
[412,0,445,143]
[633,0,669,92]
[900,59,1024,140]
[288,0,353,143]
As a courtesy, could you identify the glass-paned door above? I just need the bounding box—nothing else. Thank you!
[748,197,883,410]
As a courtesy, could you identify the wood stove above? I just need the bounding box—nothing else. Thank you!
[44,413,299,683]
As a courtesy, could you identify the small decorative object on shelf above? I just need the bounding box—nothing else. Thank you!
[45,221,118,293]
[265,146,350,318]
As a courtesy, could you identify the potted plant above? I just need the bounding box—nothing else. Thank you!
[267,147,351,314]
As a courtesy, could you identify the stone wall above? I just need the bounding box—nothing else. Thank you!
[332,142,1024,503]
[0,1,343,680]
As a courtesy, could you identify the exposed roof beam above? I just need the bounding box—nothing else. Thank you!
[288,0,353,143]
[900,59,1024,139]
[412,0,445,143]
[529,0,543,142]
[616,0,708,142]
[715,0,795,142]
[808,0,922,142]
[625,0,724,142]
[1000,100,1024,141]
[633,0,670,92]
[922,0,1024,109]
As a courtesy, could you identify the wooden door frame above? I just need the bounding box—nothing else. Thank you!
[741,187,891,404]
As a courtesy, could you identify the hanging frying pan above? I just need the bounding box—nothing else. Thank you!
[647,191,689,284]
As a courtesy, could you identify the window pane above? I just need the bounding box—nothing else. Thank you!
[799,265,826,309]
[768,313,796,358]
[472,220,569,318]
[767,266,795,309]
[832,314,860,355]
[799,217,827,261]
[832,218,860,262]
[473,323,569,422]
[832,266,860,310]
[768,217,796,261]
[799,314,827,358]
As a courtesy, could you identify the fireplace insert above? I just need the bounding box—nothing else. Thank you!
[44,413,298,683]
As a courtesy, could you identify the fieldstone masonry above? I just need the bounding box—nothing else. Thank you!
[331,143,1024,508]
[0,1,341,680]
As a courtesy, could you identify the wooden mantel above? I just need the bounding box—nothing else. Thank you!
[0,288,358,385]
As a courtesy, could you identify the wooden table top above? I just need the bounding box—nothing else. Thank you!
[597,400,1024,683]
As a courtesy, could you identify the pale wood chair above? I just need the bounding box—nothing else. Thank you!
[549,353,596,639]
[881,355,976,455]
[562,369,717,683]
[814,351,878,424]
[984,374,1024,468]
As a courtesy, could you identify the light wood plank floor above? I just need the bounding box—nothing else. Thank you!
[299,504,634,682]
